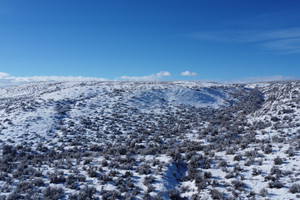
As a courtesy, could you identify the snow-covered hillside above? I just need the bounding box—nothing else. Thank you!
[0,81,299,199]
[0,81,238,145]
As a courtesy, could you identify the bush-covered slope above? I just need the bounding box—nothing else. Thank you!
[0,81,299,200]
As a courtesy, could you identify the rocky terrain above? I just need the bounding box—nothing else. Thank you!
[0,81,299,200]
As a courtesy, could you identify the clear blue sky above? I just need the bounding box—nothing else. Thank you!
[0,0,300,81]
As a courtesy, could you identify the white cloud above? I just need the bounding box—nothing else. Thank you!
[0,72,9,77]
[157,71,171,77]
[181,70,197,76]
[120,71,171,81]
[0,72,107,87]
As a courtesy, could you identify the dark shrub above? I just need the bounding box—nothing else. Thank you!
[84,158,93,165]
[88,168,98,177]
[269,180,283,188]
[270,116,279,122]
[101,190,121,200]
[204,171,212,179]
[15,181,33,193]
[68,193,79,200]
[143,175,155,185]
[33,178,45,187]
[168,189,182,200]
[6,192,21,200]
[259,188,268,197]
[252,168,261,176]
[274,156,283,165]
[210,189,224,199]
[136,164,151,175]
[50,172,66,184]
[270,166,281,176]
[233,154,242,161]
[195,173,207,189]
[66,174,79,189]
[290,184,300,194]
[232,180,245,191]
[225,172,235,179]
[118,146,127,155]
[264,145,272,154]
[98,174,112,184]
[286,148,295,157]
[102,160,108,167]
[78,185,98,200]
[2,145,16,156]
[218,160,227,167]
[43,186,65,200]
[78,174,86,182]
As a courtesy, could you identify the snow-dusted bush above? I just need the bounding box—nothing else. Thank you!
[264,144,273,154]
[49,171,66,184]
[143,175,155,185]
[78,185,98,200]
[251,168,261,176]
[210,189,224,199]
[43,186,65,200]
[286,147,295,157]
[232,180,245,191]
[225,171,234,179]
[2,145,16,156]
[101,190,121,200]
[233,154,243,161]
[33,178,45,187]
[274,156,283,165]
[136,163,151,175]
[88,167,98,178]
[271,116,280,122]
[195,173,208,190]
[98,173,112,184]
[204,171,212,179]
[269,180,284,189]
[168,189,182,199]
[270,166,282,177]
[290,184,300,194]
[218,160,227,167]
[259,188,268,197]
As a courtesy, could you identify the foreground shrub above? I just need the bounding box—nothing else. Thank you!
[43,186,65,200]
[290,184,300,194]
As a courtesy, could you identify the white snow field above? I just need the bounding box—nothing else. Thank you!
[0,81,299,199]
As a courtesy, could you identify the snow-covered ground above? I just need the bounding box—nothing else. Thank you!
[0,81,299,199]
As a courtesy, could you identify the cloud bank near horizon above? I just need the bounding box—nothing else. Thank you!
[0,72,299,87]
[0,72,107,87]
[229,75,299,84]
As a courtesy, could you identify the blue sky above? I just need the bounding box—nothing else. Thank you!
[0,0,300,82]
